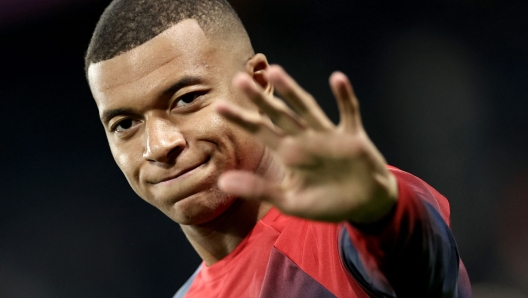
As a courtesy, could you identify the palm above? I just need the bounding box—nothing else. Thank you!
[217,65,397,223]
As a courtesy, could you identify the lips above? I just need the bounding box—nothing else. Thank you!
[151,156,210,184]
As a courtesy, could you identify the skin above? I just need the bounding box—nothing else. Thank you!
[88,19,398,266]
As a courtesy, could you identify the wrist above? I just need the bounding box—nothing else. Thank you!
[349,171,398,224]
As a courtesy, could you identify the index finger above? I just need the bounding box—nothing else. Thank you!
[266,65,334,131]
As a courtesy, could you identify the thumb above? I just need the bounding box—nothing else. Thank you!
[218,171,284,203]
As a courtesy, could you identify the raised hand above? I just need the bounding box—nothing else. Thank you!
[216,65,398,224]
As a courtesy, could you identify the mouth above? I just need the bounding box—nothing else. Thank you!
[154,156,211,184]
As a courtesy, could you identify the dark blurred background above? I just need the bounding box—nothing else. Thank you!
[1,0,527,297]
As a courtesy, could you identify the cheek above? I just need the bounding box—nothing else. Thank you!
[115,152,134,174]
[110,142,142,189]
[200,112,226,135]
[190,106,263,169]
[112,147,128,167]
[213,114,264,170]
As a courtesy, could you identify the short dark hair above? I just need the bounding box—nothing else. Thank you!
[85,0,250,70]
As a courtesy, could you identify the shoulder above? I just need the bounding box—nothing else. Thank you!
[388,165,451,225]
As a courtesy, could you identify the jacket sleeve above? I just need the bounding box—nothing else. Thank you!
[339,167,472,297]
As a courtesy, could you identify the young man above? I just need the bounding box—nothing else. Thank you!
[86,0,472,297]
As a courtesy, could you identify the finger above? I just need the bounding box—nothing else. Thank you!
[277,132,360,168]
[215,101,283,150]
[266,65,334,131]
[233,73,306,135]
[219,170,356,222]
[329,71,362,132]
[218,171,284,204]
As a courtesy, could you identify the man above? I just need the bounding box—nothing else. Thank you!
[86,0,472,297]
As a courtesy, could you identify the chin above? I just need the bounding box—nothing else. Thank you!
[164,187,236,226]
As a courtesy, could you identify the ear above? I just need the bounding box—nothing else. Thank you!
[246,53,273,96]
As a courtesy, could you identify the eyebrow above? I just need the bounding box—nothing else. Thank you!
[101,75,204,124]
[101,108,136,124]
[161,75,203,97]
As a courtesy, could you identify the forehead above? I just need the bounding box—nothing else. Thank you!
[88,20,216,106]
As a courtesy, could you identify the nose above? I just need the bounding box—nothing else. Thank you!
[143,117,186,163]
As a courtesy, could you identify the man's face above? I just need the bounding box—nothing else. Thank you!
[88,20,265,225]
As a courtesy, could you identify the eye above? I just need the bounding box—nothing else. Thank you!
[175,91,205,107]
[113,118,139,133]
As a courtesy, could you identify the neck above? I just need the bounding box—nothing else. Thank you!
[180,148,283,266]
